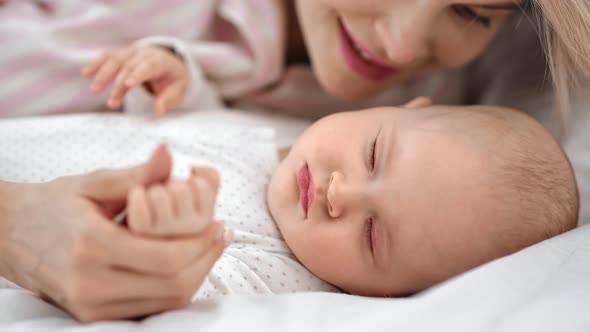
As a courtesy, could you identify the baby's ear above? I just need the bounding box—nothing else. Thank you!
[403,97,432,109]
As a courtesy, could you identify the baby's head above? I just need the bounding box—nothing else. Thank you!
[267,104,578,296]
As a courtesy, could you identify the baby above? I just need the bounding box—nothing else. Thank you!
[77,44,578,298]
[119,102,579,297]
[268,103,579,295]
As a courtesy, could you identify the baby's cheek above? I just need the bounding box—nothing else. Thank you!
[267,163,293,210]
[292,226,347,277]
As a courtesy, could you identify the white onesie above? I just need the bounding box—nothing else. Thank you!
[0,112,339,298]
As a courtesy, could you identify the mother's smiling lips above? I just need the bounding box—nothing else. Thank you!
[338,19,398,82]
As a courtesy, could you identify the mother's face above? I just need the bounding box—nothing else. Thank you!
[295,0,523,100]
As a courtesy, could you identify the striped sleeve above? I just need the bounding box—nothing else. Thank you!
[0,0,221,117]
[131,0,285,109]
[0,1,103,117]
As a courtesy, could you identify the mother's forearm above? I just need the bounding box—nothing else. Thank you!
[0,181,31,284]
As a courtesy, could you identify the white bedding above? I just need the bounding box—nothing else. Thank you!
[1,109,589,331]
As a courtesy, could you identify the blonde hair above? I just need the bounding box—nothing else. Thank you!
[531,0,590,133]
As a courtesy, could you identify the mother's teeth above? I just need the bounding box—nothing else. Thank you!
[353,43,372,63]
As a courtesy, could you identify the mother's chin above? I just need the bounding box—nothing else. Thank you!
[313,63,392,102]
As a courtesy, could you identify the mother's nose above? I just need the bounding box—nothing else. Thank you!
[374,10,431,66]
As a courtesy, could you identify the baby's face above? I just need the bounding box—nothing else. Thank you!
[268,105,503,295]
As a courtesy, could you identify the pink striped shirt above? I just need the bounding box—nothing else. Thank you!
[0,0,286,116]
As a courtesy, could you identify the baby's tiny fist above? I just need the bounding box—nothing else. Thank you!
[191,167,220,190]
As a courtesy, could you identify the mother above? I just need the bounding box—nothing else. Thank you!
[1,0,589,322]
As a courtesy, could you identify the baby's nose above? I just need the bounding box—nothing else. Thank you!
[327,172,362,218]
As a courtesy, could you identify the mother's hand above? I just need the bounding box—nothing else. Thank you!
[0,145,223,322]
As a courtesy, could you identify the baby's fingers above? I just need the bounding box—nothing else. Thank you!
[155,82,186,115]
[127,187,154,236]
[108,58,142,109]
[191,167,220,193]
[87,59,124,94]
[189,167,220,224]
[124,60,159,91]
[84,48,134,93]
[142,181,213,237]
[148,185,176,235]
[168,180,209,235]
[81,53,108,78]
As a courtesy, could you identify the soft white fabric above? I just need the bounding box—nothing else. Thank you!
[0,111,337,300]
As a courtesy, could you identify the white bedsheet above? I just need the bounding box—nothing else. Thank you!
[2,224,589,331]
[1,108,589,331]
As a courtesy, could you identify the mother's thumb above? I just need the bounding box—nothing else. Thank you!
[142,144,173,186]
[82,144,172,205]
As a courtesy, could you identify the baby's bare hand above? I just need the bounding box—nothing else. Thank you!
[81,46,188,115]
[127,167,223,237]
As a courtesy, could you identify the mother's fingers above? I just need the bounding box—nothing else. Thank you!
[100,220,224,276]
[81,144,172,216]
[127,186,155,234]
[181,228,229,282]
[89,228,229,304]
[76,264,202,304]
[75,296,187,323]
[79,239,228,322]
